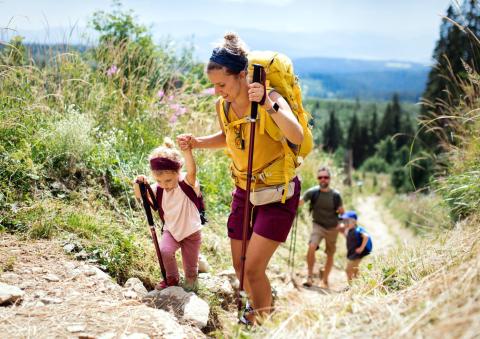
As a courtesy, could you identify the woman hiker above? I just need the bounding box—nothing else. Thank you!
[177,32,303,324]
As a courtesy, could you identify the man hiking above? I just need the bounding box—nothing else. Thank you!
[299,167,344,288]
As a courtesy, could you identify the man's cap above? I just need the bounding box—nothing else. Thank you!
[340,210,357,220]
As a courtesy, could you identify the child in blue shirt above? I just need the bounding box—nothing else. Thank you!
[339,211,372,283]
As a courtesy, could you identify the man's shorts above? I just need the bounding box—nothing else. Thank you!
[309,223,339,256]
[227,177,301,243]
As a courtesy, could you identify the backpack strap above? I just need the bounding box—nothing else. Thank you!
[155,186,165,226]
[178,181,207,225]
[309,187,321,213]
[333,190,341,212]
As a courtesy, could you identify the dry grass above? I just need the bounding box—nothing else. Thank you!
[252,216,480,338]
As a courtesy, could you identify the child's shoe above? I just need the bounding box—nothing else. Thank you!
[155,277,179,290]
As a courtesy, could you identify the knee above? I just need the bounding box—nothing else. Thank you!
[160,246,175,258]
[245,265,264,283]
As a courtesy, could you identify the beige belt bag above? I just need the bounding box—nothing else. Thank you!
[250,181,296,206]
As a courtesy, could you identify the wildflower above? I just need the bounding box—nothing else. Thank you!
[201,87,215,96]
[169,115,178,124]
[168,95,174,101]
[157,90,165,99]
[106,65,118,77]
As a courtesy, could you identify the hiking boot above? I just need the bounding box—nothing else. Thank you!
[154,277,179,290]
[239,300,254,326]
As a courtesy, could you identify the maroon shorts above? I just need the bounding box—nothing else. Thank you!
[227,177,301,243]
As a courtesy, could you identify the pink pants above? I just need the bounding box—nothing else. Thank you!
[160,230,201,280]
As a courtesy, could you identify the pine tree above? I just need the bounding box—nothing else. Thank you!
[368,105,379,156]
[421,1,480,148]
[322,109,343,152]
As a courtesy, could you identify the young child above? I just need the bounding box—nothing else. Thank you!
[338,211,372,283]
[133,138,202,291]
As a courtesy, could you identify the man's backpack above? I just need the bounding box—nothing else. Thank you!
[309,188,342,214]
[147,181,207,226]
[247,51,314,164]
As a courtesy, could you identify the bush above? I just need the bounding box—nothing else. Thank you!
[361,156,390,173]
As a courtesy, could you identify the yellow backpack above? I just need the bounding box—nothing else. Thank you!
[219,51,314,202]
[247,51,314,165]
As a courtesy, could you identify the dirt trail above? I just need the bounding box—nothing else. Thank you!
[274,195,414,306]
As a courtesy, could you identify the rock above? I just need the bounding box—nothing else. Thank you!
[67,324,85,333]
[43,273,60,282]
[98,332,116,339]
[40,297,63,304]
[0,282,25,305]
[75,250,89,260]
[123,290,138,299]
[198,254,210,273]
[198,274,234,299]
[0,272,19,282]
[183,294,209,329]
[120,333,150,339]
[63,243,76,253]
[124,278,148,298]
[143,286,210,329]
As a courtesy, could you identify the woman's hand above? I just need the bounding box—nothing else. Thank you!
[177,133,197,150]
[248,82,266,103]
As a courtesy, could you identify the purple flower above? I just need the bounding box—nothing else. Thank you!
[201,87,215,96]
[170,104,180,111]
[168,95,174,101]
[157,90,164,99]
[106,65,118,77]
[169,115,178,124]
[177,107,187,115]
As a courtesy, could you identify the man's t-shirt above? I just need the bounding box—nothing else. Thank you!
[303,187,342,229]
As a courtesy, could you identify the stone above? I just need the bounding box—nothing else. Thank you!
[40,297,63,304]
[43,273,60,282]
[63,243,76,253]
[67,324,85,333]
[0,282,25,305]
[124,278,148,297]
[120,333,150,339]
[182,294,209,329]
[198,254,210,273]
[143,286,210,329]
[98,332,116,339]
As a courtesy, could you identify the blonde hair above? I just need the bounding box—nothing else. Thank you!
[148,137,183,173]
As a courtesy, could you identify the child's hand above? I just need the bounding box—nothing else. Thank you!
[134,175,148,185]
[177,134,195,150]
[355,247,364,254]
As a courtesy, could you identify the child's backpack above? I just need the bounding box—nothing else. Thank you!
[355,226,373,253]
[148,181,207,226]
[247,51,314,164]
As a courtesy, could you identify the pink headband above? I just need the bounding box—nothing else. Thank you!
[150,157,181,171]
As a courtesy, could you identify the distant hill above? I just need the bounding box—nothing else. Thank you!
[294,57,430,102]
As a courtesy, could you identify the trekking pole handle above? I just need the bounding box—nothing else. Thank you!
[251,64,263,120]
[138,181,155,226]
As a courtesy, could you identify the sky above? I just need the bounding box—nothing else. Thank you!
[0,0,453,63]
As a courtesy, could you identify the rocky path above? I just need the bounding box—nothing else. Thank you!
[0,234,208,339]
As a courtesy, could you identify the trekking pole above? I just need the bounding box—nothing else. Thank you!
[137,181,167,282]
[288,211,300,289]
[237,63,264,311]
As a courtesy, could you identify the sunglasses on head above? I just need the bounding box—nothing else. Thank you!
[317,176,330,180]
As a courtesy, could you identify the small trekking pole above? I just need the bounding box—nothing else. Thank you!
[237,63,264,311]
[137,181,167,282]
